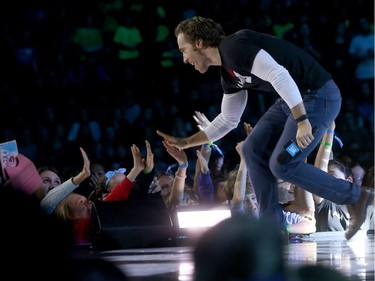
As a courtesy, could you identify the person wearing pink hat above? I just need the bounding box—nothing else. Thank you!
[3,153,44,200]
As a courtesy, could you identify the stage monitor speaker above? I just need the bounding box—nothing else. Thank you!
[90,199,175,251]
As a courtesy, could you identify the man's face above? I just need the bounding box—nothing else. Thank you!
[177,33,210,74]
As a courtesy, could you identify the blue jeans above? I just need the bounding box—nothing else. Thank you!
[242,79,361,226]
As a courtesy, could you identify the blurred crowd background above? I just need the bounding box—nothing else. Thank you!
[0,0,373,179]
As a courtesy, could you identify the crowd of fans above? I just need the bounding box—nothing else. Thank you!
[0,0,373,179]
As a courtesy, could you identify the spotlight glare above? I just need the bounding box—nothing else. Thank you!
[177,208,231,229]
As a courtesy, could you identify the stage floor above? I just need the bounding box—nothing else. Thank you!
[94,230,374,281]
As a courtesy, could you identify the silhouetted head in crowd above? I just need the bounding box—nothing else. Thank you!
[193,215,288,281]
[0,183,73,280]
[0,182,130,280]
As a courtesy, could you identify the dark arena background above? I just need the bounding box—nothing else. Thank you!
[0,1,373,280]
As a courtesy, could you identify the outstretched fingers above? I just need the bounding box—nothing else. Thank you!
[79,147,91,176]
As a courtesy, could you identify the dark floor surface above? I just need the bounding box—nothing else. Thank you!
[84,230,374,281]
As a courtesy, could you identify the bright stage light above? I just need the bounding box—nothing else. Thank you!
[175,205,231,229]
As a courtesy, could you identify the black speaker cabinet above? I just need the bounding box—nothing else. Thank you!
[90,199,175,251]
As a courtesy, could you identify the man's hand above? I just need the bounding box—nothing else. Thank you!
[193,111,211,131]
[156,130,189,150]
[296,120,314,149]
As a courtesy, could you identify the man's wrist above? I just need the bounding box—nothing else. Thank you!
[295,114,308,123]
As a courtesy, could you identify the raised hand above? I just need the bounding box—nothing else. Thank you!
[72,147,91,185]
[156,130,189,150]
[193,111,211,131]
[144,140,154,172]
[235,141,244,159]
[126,144,144,182]
[131,144,144,172]
[162,140,188,164]
[80,147,91,176]
[243,122,253,136]
[196,149,210,174]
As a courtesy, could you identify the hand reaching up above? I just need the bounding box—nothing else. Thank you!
[132,144,144,171]
[156,130,189,150]
[162,140,188,164]
[235,141,244,159]
[72,147,91,185]
[196,149,210,174]
[193,111,211,131]
[127,144,144,182]
[144,140,154,172]
[243,122,253,136]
